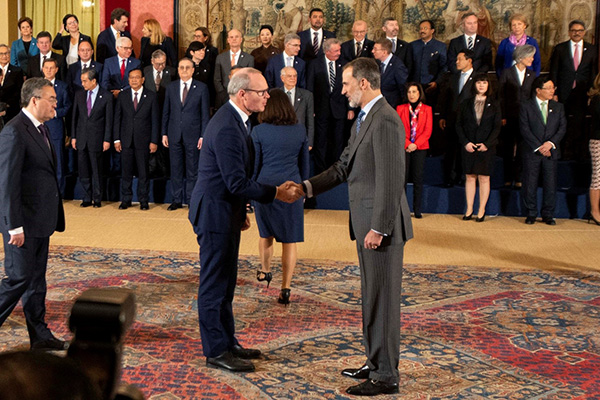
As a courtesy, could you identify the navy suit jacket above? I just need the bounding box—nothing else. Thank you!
[340,38,374,65]
[379,55,409,108]
[438,71,475,123]
[306,56,347,120]
[391,38,413,77]
[0,64,24,122]
[498,66,535,120]
[0,111,65,237]
[45,80,72,141]
[549,40,598,103]
[66,60,103,95]
[162,79,210,144]
[100,56,141,91]
[26,52,67,81]
[96,28,134,64]
[71,86,113,151]
[447,34,493,73]
[409,38,447,84]
[520,99,567,160]
[188,101,277,235]
[265,53,306,89]
[298,29,336,62]
[114,88,160,149]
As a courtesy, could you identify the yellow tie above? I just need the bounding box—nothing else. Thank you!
[231,52,236,67]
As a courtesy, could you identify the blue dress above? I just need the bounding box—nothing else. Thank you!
[251,123,310,242]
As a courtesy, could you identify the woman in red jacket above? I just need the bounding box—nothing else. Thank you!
[396,83,432,218]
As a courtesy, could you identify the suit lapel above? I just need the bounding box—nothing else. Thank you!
[89,90,105,117]
[23,115,55,166]
[348,98,385,162]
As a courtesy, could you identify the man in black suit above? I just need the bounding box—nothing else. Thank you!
[549,20,598,159]
[298,8,336,63]
[26,32,66,81]
[520,76,566,225]
[143,49,177,112]
[280,66,314,148]
[307,38,348,173]
[0,44,24,123]
[381,17,413,77]
[95,8,133,64]
[66,40,103,96]
[438,49,475,186]
[114,69,160,210]
[71,68,113,207]
[371,39,408,109]
[340,20,374,65]
[0,78,67,351]
[447,12,493,74]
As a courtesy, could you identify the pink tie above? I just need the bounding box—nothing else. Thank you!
[573,44,580,88]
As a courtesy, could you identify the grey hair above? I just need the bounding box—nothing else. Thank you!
[280,66,297,77]
[344,58,380,90]
[228,67,260,96]
[116,36,132,49]
[21,77,52,107]
[513,44,536,62]
[0,44,8,51]
[323,38,341,53]
[152,49,166,59]
[284,33,300,45]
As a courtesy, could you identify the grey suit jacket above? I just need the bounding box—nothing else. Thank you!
[214,50,254,95]
[309,97,413,245]
[280,86,314,147]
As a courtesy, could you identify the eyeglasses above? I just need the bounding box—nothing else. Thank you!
[541,86,556,91]
[0,51,9,56]
[34,96,58,104]
[244,88,269,97]
[570,29,585,33]
[119,46,133,51]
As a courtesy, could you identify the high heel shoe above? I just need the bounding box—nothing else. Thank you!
[476,214,486,222]
[588,215,600,226]
[462,213,473,221]
[277,289,291,306]
[256,270,272,288]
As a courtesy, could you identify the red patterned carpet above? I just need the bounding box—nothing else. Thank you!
[1,245,599,399]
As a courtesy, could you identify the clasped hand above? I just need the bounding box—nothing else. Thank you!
[275,181,305,203]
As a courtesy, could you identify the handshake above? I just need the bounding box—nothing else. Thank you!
[275,181,305,203]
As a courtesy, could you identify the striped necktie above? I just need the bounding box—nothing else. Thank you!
[329,61,335,92]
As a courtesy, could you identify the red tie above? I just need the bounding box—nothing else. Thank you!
[120,59,126,80]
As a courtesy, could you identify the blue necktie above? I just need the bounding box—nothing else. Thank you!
[245,119,252,134]
[356,110,366,135]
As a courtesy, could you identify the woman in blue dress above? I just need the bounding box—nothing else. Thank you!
[252,89,310,305]
[495,13,541,77]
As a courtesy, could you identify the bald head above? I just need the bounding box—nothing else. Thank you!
[227,29,243,51]
[352,20,368,42]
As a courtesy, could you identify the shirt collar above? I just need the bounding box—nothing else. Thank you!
[181,78,192,86]
[228,99,249,124]
[535,96,548,107]
[361,94,384,118]
[132,87,143,96]
[110,26,119,38]
[22,107,43,128]
[383,53,393,65]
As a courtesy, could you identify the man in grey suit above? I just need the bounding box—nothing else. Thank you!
[214,29,254,109]
[279,66,314,149]
[299,58,413,396]
[0,78,67,351]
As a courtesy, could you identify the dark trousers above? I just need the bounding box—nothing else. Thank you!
[50,138,65,196]
[169,139,199,204]
[197,230,241,357]
[406,149,426,214]
[442,125,462,184]
[78,147,103,203]
[500,119,523,184]
[313,114,346,174]
[522,151,558,219]
[0,234,53,345]
[355,241,404,384]
[561,87,588,160]
[121,146,150,203]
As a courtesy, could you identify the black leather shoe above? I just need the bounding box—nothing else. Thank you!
[80,201,92,208]
[31,338,69,351]
[341,364,371,379]
[206,351,255,372]
[414,212,422,219]
[93,202,101,208]
[119,202,131,210]
[525,216,536,225]
[167,202,182,211]
[462,213,473,221]
[140,202,149,210]
[543,218,556,226]
[346,379,399,396]
[231,344,261,359]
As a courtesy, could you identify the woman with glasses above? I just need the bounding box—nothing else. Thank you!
[10,17,39,71]
[140,19,177,68]
[193,27,218,108]
[52,14,92,66]
[251,89,309,305]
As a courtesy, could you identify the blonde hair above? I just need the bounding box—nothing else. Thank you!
[509,13,529,28]
[144,19,166,46]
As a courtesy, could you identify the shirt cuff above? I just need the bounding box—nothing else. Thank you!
[9,227,24,235]
[548,141,556,149]
[371,228,388,237]
[302,180,313,198]
[114,140,121,143]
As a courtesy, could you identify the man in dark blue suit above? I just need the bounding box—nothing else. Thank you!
[100,37,141,98]
[298,8,336,63]
[520,76,566,225]
[188,67,303,372]
[95,8,133,64]
[162,58,210,210]
[372,39,408,109]
[265,33,306,89]
[42,58,72,196]
[381,17,413,77]
[71,68,113,207]
[447,12,493,74]
[340,20,374,65]
[66,40,103,96]
[307,38,349,173]
[0,78,67,351]
[114,69,160,210]
[409,20,447,101]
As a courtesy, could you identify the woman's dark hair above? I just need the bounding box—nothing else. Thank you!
[471,73,493,96]
[186,40,205,58]
[62,14,78,29]
[258,89,297,125]
[195,27,212,46]
[405,82,426,104]
[18,17,33,30]
[259,25,274,35]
